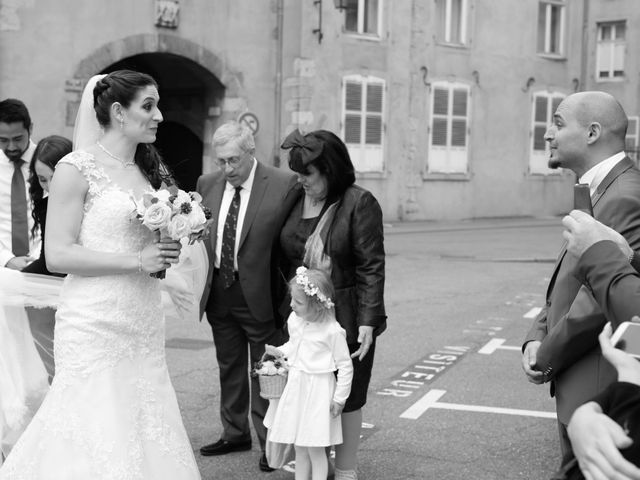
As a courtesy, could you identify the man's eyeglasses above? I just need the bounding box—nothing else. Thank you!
[216,153,246,169]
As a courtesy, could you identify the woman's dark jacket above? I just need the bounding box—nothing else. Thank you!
[279,183,387,344]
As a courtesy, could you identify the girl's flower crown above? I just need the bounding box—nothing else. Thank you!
[295,266,335,309]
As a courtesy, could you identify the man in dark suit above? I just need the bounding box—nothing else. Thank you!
[521,91,640,478]
[196,121,296,472]
[563,209,640,333]
[561,211,640,479]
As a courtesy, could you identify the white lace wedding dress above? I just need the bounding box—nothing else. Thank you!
[0,151,201,480]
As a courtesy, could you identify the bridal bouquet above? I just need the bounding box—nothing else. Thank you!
[131,187,213,278]
[251,345,289,399]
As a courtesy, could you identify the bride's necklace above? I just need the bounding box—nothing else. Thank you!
[96,141,135,168]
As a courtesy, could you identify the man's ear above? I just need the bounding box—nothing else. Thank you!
[586,122,602,145]
[28,123,33,136]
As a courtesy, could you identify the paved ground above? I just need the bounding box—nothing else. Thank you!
[165,216,567,480]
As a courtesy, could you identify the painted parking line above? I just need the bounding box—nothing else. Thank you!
[524,307,542,319]
[376,346,470,398]
[478,306,543,354]
[478,338,521,355]
[462,325,502,335]
[400,389,556,420]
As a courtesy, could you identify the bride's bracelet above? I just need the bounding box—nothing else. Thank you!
[137,251,143,273]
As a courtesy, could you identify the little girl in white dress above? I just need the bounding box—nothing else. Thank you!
[264,267,353,480]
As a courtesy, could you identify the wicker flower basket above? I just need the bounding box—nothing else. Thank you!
[258,373,288,399]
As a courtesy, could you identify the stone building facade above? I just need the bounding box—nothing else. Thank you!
[0,0,637,220]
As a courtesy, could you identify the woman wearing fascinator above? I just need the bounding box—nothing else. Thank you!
[278,129,386,480]
[0,70,201,479]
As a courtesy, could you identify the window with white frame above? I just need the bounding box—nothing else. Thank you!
[597,21,626,80]
[427,82,469,174]
[537,0,565,56]
[344,0,381,36]
[436,0,468,45]
[529,91,564,174]
[342,75,385,172]
[626,116,639,161]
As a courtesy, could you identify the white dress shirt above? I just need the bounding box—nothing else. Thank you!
[579,151,626,197]
[0,141,40,267]
[214,158,257,270]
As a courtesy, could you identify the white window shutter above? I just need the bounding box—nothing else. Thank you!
[344,80,363,144]
[345,81,362,110]
[535,96,548,122]
[613,43,625,76]
[532,96,547,151]
[529,91,564,174]
[432,119,448,147]
[428,82,469,173]
[365,83,383,145]
[342,75,385,172]
[433,87,449,115]
[451,88,467,147]
[597,22,626,79]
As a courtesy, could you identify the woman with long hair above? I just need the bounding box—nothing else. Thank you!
[18,135,73,383]
[22,135,71,276]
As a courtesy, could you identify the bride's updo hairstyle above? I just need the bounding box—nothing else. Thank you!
[93,70,173,189]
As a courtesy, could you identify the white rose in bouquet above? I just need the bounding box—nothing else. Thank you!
[187,204,207,231]
[167,214,191,241]
[142,202,172,231]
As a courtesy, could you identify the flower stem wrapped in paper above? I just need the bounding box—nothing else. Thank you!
[251,345,289,399]
[131,187,214,279]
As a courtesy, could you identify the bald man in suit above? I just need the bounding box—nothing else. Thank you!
[521,92,640,478]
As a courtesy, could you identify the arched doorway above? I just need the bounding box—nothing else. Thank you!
[154,121,202,189]
[100,52,224,190]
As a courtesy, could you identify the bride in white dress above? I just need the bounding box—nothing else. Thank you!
[0,71,201,479]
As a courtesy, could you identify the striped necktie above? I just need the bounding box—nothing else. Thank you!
[10,158,29,256]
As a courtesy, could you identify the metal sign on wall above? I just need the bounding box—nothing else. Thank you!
[238,112,259,135]
[155,0,179,29]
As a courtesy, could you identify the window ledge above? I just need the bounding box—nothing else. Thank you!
[526,171,567,179]
[435,41,470,50]
[537,53,567,61]
[343,32,383,42]
[596,77,625,83]
[422,172,472,181]
[355,171,387,180]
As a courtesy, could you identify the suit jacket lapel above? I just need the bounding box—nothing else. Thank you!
[238,162,268,250]
[546,245,567,301]
[591,156,634,208]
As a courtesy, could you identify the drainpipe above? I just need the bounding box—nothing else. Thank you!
[579,0,589,91]
[273,0,284,167]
